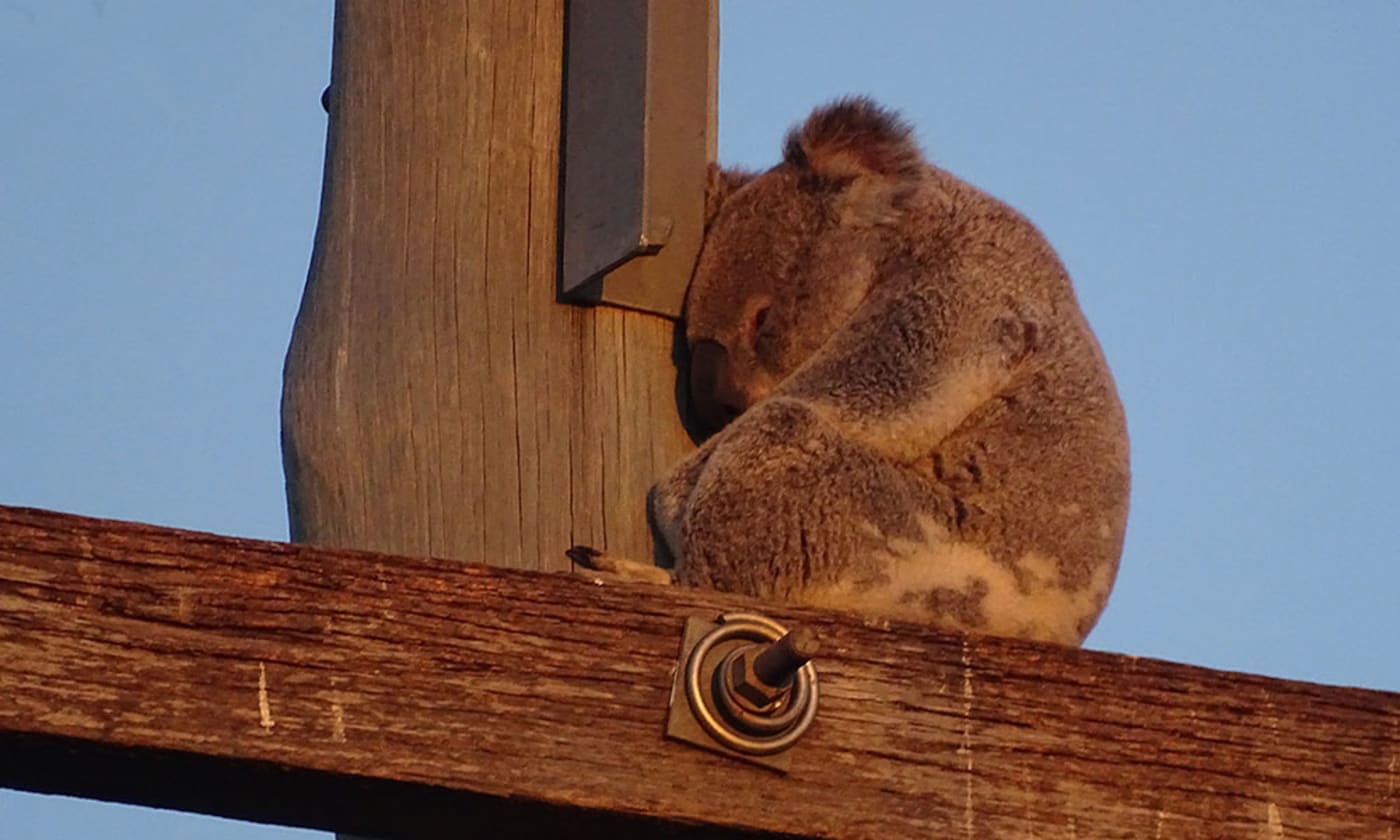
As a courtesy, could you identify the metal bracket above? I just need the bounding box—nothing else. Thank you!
[665,613,820,773]
[558,0,717,318]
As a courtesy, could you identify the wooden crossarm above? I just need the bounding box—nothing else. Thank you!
[0,504,1396,838]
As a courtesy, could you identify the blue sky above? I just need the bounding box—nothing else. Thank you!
[2,2,1397,837]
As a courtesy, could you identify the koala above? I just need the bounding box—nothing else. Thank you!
[573,97,1129,646]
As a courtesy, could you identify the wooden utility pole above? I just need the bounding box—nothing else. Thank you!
[282,1,707,568]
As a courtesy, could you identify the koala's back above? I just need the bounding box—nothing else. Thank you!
[665,98,1129,645]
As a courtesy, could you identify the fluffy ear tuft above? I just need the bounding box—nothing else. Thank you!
[783,96,924,181]
[704,163,755,231]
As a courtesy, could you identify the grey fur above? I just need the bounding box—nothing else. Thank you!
[604,98,1129,645]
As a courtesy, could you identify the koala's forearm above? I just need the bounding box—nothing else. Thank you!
[800,354,1012,465]
[781,279,1026,465]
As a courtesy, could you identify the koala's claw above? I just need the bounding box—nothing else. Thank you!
[565,544,603,568]
[566,545,675,586]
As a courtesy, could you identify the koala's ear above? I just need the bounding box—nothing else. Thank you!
[704,163,755,231]
[784,97,926,226]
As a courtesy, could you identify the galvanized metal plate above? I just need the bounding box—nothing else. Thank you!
[665,615,800,773]
[560,0,717,318]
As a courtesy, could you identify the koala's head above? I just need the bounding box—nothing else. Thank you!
[684,97,929,435]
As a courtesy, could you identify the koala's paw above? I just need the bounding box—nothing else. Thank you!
[566,545,675,586]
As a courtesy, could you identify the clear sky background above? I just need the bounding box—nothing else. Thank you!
[2,2,1397,837]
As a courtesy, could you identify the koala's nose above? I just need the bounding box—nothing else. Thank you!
[689,340,751,435]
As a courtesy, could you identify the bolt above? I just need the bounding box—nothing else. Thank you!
[751,625,820,688]
[683,614,823,753]
[726,626,821,714]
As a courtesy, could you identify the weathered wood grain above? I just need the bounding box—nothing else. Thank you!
[1,505,1395,838]
[282,0,694,568]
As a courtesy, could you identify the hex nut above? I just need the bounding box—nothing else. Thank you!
[728,647,789,713]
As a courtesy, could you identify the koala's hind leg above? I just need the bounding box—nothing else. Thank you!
[674,397,941,606]
[649,432,728,566]
[566,545,675,586]
[678,395,1114,644]
[565,435,724,587]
